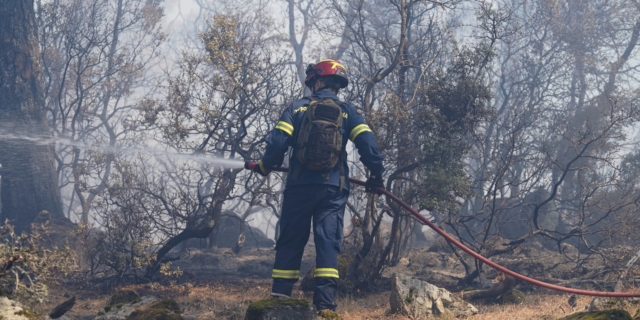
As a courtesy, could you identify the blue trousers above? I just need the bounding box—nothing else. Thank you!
[271,185,348,311]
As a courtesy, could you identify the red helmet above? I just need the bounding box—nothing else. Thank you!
[304,59,349,89]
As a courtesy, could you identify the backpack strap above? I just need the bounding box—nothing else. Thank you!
[331,99,348,192]
[292,115,307,181]
[291,98,315,181]
[337,101,347,192]
[338,150,345,192]
[330,99,347,191]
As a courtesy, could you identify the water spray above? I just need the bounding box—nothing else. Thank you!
[0,130,246,168]
[244,161,640,297]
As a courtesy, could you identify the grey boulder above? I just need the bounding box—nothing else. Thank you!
[390,273,478,319]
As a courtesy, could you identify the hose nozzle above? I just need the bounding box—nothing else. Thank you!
[244,161,257,170]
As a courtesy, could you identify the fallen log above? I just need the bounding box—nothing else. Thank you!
[49,296,75,319]
[462,273,515,301]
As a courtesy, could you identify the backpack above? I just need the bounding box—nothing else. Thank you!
[292,97,346,188]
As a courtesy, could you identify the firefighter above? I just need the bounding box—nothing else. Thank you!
[250,59,385,314]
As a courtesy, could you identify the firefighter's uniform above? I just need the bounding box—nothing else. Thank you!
[260,89,385,311]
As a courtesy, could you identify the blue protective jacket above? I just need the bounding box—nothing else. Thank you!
[261,89,385,191]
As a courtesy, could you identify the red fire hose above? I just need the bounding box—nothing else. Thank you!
[245,162,640,297]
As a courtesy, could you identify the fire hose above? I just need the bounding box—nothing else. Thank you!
[245,161,640,297]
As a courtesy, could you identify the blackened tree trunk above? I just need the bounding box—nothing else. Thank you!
[0,0,65,233]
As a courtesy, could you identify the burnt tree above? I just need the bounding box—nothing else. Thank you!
[0,0,65,232]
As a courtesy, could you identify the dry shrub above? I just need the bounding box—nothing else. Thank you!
[74,219,181,285]
[74,218,155,283]
[342,225,389,292]
[0,219,76,304]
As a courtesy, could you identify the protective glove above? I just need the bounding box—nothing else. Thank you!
[253,160,271,177]
[365,174,384,194]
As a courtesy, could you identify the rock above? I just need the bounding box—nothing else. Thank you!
[558,309,633,320]
[126,299,183,320]
[427,236,454,253]
[390,273,478,319]
[244,298,317,320]
[57,312,96,320]
[0,297,31,320]
[95,295,158,320]
[213,216,275,249]
[317,309,342,320]
[106,290,141,309]
[238,260,271,278]
[94,296,183,320]
[588,297,637,312]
